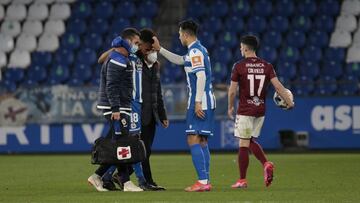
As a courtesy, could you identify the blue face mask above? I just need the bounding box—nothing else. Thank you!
[130,44,139,53]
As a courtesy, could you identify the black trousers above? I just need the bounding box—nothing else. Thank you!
[140,117,157,184]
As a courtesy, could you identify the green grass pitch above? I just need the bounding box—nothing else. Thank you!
[1,153,360,203]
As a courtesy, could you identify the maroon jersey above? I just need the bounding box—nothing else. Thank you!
[231,57,276,117]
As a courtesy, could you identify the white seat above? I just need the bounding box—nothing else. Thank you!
[55,0,76,3]
[37,34,59,51]
[0,51,7,68]
[352,28,360,44]
[44,20,65,36]
[28,3,49,21]
[346,45,360,62]
[5,3,27,21]
[49,3,70,20]
[0,5,4,21]
[330,30,352,48]
[8,49,30,68]
[13,0,33,5]
[341,0,360,15]
[22,20,43,37]
[0,34,14,53]
[0,20,21,37]
[16,34,37,51]
[0,0,11,5]
[34,0,55,4]
[335,15,357,32]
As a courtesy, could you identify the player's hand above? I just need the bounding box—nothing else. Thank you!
[111,112,120,120]
[161,120,169,128]
[228,106,235,120]
[286,102,295,110]
[152,36,161,51]
[195,102,205,119]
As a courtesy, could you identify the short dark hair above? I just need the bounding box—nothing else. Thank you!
[140,28,155,44]
[179,19,198,36]
[121,28,140,40]
[240,35,259,51]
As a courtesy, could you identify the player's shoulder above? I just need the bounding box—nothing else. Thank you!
[109,51,128,66]
[189,47,204,57]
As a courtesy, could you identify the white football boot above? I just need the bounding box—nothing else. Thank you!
[123,181,143,192]
[87,174,109,192]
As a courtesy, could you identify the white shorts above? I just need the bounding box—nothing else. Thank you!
[234,115,265,139]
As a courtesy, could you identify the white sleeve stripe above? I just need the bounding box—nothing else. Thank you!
[110,59,127,67]
[120,107,131,111]
[97,105,111,109]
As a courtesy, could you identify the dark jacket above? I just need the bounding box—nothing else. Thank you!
[141,60,167,125]
[97,51,133,113]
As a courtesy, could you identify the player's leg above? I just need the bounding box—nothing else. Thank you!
[101,165,117,190]
[118,164,143,192]
[88,165,111,192]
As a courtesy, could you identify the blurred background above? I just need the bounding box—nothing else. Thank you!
[0,0,359,153]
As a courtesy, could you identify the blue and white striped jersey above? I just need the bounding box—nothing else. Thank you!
[183,40,216,110]
[129,53,143,103]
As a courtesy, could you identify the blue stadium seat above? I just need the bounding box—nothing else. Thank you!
[137,0,158,18]
[270,16,289,33]
[21,79,38,88]
[55,48,74,66]
[202,16,222,34]
[225,16,244,33]
[322,60,343,79]
[212,46,232,64]
[258,46,277,64]
[73,63,92,83]
[276,61,297,80]
[314,15,334,33]
[324,48,345,63]
[345,63,360,78]
[318,0,339,16]
[293,76,314,96]
[31,52,52,67]
[27,65,47,82]
[210,0,229,18]
[231,0,250,17]
[279,46,300,63]
[314,76,337,96]
[277,76,291,88]
[95,1,113,19]
[299,61,320,79]
[76,48,97,65]
[296,0,316,17]
[308,30,328,48]
[262,31,281,48]
[187,0,206,18]
[89,18,109,34]
[218,31,237,49]
[110,18,131,35]
[253,0,272,17]
[134,17,153,29]
[1,79,17,92]
[68,78,83,86]
[5,68,25,82]
[212,61,228,83]
[286,30,306,48]
[49,64,70,83]
[115,1,136,18]
[72,1,92,19]
[61,33,81,50]
[247,16,266,33]
[291,15,311,32]
[302,46,322,63]
[67,18,86,35]
[83,33,102,50]
[164,63,184,82]
[338,75,359,95]
[199,31,215,49]
[275,0,294,17]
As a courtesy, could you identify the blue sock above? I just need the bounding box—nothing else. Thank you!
[102,165,116,182]
[190,144,207,180]
[132,162,146,184]
[202,144,210,181]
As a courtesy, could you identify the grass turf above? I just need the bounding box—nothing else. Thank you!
[0,153,359,203]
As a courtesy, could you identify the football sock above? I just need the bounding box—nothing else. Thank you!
[201,144,210,182]
[102,165,116,182]
[249,138,268,165]
[132,162,146,185]
[190,144,207,181]
[238,147,249,179]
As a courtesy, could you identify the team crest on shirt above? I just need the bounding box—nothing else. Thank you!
[247,96,264,106]
[135,59,143,71]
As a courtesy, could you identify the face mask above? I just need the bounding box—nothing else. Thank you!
[130,44,139,53]
[147,52,157,64]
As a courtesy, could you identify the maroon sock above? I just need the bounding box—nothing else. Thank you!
[249,138,268,165]
[238,147,249,179]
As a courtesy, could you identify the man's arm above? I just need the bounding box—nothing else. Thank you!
[152,36,185,65]
[228,81,238,120]
[271,77,294,109]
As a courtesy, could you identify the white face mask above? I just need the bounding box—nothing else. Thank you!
[147,52,157,64]
[130,44,139,53]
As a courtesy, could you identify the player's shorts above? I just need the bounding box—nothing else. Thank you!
[185,108,215,137]
[129,101,141,135]
[234,115,265,139]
